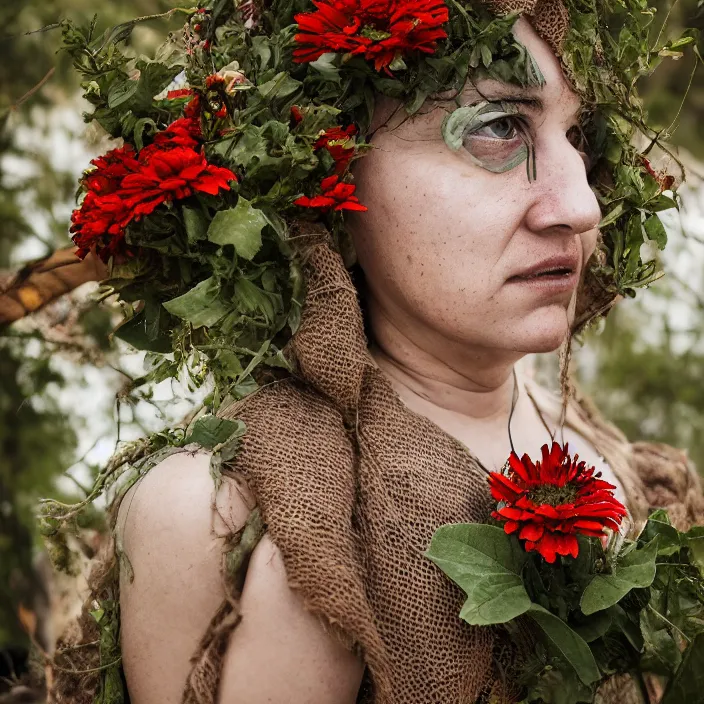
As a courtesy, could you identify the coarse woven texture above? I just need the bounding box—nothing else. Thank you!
[633,442,704,530]
[483,0,570,53]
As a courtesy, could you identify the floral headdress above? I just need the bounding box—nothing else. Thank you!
[62,0,696,402]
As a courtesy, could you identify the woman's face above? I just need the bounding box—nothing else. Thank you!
[347,18,601,358]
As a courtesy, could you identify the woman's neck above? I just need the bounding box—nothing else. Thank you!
[366,294,553,471]
[368,297,522,422]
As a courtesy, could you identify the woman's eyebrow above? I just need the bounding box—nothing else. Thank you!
[475,85,544,110]
[492,95,544,110]
[456,80,544,110]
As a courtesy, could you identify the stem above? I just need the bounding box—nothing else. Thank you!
[654,0,680,49]
[10,68,56,111]
[665,55,699,138]
[647,604,691,644]
[51,657,122,675]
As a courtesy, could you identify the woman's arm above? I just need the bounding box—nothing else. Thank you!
[117,451,365,704]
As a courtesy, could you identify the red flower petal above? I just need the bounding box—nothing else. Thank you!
[294,0,449,72]
[295,174,366,212]
[70,119,234,263]
[487,441,628,562]
[519,523,544,542]
[488,472,523,503]
[503,520,520,534]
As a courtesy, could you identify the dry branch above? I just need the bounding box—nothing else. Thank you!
[0,249,107,326]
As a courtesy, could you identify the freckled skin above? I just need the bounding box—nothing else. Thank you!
[347,19,600,362]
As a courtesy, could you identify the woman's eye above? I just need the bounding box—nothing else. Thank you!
[460,114,529,175]
[473,118,518,141]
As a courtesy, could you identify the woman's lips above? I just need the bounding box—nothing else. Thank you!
[506,267,579,294]
[506,254,580,295]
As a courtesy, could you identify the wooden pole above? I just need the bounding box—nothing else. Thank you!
[0,249,107,326]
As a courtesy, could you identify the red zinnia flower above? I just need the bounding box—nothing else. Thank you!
[488,442,628,563]
[70,117,235,263]
[294,174,367,212]
[294,0,449,73]
[82,144,141,196]
[315,124,357,172]
[119,146,236,218]
[147,117,202,154]
[70,145,143,260]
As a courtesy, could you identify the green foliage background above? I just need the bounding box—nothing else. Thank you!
[0,0,703,688]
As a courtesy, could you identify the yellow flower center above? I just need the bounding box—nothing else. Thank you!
[360,26,392,41]
[527,483,578,507]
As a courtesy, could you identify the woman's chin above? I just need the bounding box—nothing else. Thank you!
[511,309,572,353]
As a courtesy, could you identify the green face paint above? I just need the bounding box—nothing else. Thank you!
[441,101,536,181]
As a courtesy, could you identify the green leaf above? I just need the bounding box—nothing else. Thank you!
[644,214,668,250]
[113,309,171,353]
[388,55,407,71]
[132,60,180,112]
[598,201,625,228]
[183,206,209,244]
[250,35,272,70]
[425,523,531,625]
[641,511,681,556]
[527,604,600,685]
[310,53,341,84]
[207,198,266,260]
[640,607,682,675]
[257,71,302,100]
[107,79,138,109]
[581,537,659,615]
[661,633,704,704]
[686,526,704,578]
[185,415,241,450]
[133,117,157,150]
[572,609,612,643]
[611,603,644,652]
[523,663,593,704]
[162,277,229,329]
[442,102,501,152]
[234,278,276,321]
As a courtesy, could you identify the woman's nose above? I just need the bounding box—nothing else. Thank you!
[523,137,602,237]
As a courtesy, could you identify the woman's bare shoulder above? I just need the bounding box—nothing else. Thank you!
[115,449,254,550]
[116,448,364,704]
[114,450,241,702]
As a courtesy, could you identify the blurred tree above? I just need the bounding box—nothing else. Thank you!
[575,170,704,473]
[640,0,704,161]
[577,279,704,470]
[0,0,176,694]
